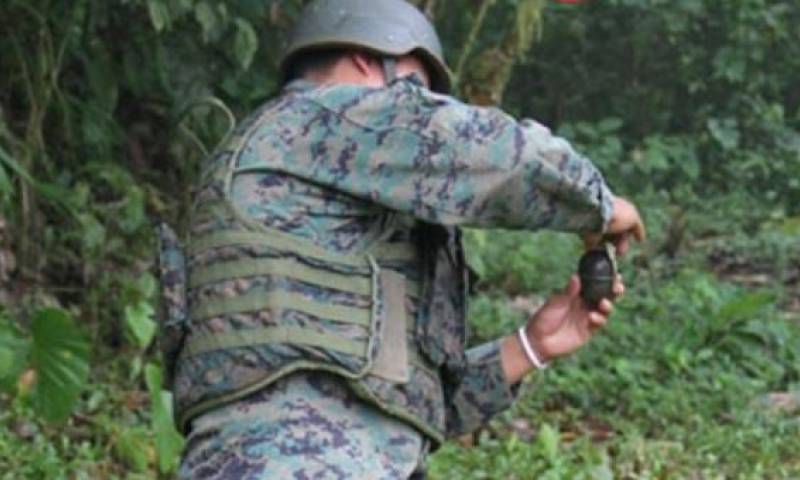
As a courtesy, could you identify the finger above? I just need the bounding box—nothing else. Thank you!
[588,311,608,330]
[615,233,630,256]
[612,275,625,298]
[565,275,581,297]
[596,298,614,315]
[634,220,647,241]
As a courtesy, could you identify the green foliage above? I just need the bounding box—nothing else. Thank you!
[430,425,615,480]
[123,274,159,350]
[433,237,800,477]
[145,363,185,474]
[114,426,153,473]
[465,230,581,295]
[0,308,90,424]
[29,309,91,423]
[0,313,29,392]
[511,0,800,213]
[125,303,157,350]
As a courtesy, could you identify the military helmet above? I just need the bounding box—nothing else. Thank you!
[280,0,452,93]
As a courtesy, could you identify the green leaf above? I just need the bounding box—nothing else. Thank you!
[587,464,615,480]
[120,186,147,233]
[115,427,152,473]
[597,117,623,133]
[0,145,76,213]
[147,0,171,32]
[717,292,773,322]
[537,423,560,462]
[145,363,185,474]
[712,47,746,83]
[137,272,158,300]
[707,118,740,151]
[0,318,30,389]
[0,144,35,186]
[30,308,91,423]
[78,213,107,253]
[84,43,120,115]
[125,302,157,349]
[170,0,195,17]
[233,18,258,70]
[194,1,219,43]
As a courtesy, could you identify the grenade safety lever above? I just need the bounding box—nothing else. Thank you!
[577,242,617,307]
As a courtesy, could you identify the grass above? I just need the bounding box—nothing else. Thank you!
[428,206,800,479]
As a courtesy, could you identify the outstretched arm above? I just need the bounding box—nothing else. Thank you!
[233,80,615,235]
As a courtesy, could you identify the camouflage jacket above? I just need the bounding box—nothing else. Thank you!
[162,75,613,445]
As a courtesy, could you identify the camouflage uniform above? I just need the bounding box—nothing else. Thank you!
[163,74,613,479]
[179,372,430,479]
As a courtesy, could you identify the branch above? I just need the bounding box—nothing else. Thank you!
[454,0,497,84]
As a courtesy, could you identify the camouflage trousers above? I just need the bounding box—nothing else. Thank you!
[178,371,430,479]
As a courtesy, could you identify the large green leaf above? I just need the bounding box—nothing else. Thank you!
[30,308,91,423]
[145,363,185,474]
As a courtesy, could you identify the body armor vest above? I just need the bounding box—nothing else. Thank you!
[156,128,470,444]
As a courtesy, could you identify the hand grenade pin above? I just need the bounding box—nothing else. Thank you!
[577,242,617,307]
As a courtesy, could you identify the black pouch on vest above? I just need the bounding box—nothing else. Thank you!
[155,223,189,387]
[413,224,469,368]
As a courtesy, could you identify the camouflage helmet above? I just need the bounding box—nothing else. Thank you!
[280,0,452,93]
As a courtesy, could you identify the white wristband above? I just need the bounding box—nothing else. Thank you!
[517,326,549,370]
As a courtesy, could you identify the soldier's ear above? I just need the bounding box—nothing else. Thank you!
[350,52,381,79]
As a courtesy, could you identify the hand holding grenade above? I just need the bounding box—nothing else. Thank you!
[577,242,617,307]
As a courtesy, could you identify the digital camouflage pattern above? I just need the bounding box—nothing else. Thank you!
[232,75,613,239]
[156,223,188,385]
[179,371,429,480]
[166,74,614,477]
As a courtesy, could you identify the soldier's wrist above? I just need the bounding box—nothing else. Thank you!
[517,326,550,370]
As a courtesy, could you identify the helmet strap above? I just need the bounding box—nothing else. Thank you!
[382,57,397,85]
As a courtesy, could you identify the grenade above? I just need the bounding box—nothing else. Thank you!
[578,242,617,307]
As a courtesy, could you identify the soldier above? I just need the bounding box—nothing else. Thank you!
[157,0,645,478]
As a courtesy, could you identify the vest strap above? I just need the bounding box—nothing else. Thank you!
[191,289,372,326]
[374,242,419,263]
[190,257,422,299]
[190,231,370,268]
[190,209,418,264]
[190,257,372,295]
[184,326,368,358]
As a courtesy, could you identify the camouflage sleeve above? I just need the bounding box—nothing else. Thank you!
[376,82,615,233]
[441,339,519,437]
[240,78,614,234]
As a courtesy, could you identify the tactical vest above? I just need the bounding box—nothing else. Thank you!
[156,117,470,444]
